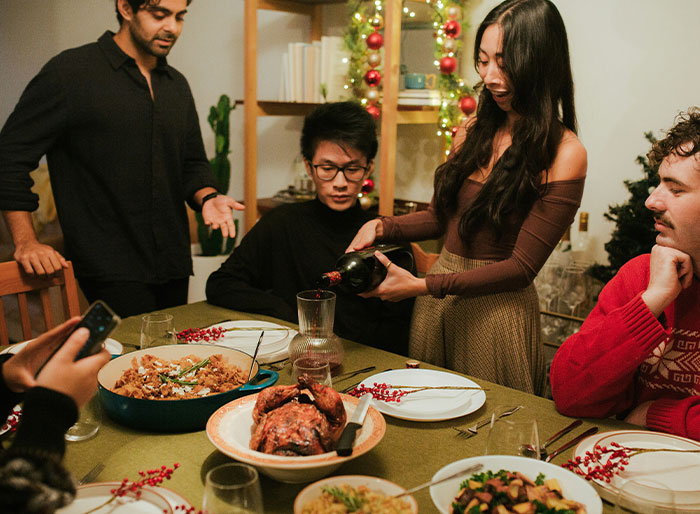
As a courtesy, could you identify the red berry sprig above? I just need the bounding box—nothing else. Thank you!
[1,406,22,434]
[349,382,408,403]
[563,441,700,482]
[175,506,206,513]
[176,327,226,344]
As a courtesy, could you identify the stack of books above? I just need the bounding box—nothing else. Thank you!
[278,36,350,103]
[397,89,442,106]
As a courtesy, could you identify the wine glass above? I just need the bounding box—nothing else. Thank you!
[202,463,264,514]
[292,358,332,386]
[558,265,587,316]
[614,478,677,513]
[140,313,176,349]
[485,406,540,458]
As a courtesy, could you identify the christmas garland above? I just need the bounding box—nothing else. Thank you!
[343,0,476,152]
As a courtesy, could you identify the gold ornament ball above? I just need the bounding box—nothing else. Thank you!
[444,38,458,53]
[359,194,374,210]
[369,14,384,30]
[447,6,460,19]
[366,87,380,102]
[367,52,382,68]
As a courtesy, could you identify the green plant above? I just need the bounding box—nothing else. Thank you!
[196,94,236,256]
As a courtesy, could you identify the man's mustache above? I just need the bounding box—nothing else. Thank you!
[654,215,674,229]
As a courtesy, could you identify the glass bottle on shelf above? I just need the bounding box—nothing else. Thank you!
[571,212,591,266]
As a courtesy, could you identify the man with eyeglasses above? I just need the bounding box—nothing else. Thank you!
[206,102,414,354]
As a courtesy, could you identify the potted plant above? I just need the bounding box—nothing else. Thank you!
[188,94,237,302]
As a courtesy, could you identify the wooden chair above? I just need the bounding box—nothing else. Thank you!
[0,261,81,346]
[411,242,440,275]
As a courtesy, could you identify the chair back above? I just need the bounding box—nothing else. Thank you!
[410,243,439,275]
[0,261,81,346]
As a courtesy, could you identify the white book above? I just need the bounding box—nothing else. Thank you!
[313,41,322,103]
[279,52,289,101]
[294,42,308,102]
[303,43,316,103]
[397,97,442,106]
[398,89,441,98]
[287,42,297,103]
[322,36,349,102]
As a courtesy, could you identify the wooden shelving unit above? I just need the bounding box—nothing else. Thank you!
[242,0,439,231]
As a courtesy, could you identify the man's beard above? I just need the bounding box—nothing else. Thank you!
[130,26,176,58]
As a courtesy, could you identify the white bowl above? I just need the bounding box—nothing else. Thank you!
[294,475,418,514]
[206,393,386,483]
[430,455,602,514]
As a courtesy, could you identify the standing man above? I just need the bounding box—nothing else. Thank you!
[206,102,414,354]
[0,0,242,317]
[550,108,700,441]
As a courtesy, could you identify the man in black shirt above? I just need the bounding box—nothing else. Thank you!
[206,102,414,354]
[0,0,242,317]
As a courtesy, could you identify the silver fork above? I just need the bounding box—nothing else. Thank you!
[78,462,105,485]
[453,405,523,438]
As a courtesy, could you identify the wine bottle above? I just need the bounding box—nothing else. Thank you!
[571,211,591,265]
[318,244,415,294]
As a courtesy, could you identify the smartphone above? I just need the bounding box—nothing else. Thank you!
[35,300,120,376]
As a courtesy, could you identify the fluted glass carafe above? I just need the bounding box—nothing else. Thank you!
[288,290,344,372]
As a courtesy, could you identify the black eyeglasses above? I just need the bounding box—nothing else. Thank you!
[311,163,370,183]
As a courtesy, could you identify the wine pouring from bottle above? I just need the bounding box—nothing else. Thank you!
[318,244,415,294]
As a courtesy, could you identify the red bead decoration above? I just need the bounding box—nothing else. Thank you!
[451,126,460,138]
[364,69,382,87]
[439,56,457,74]
[443,20,461,38]
[362,178,375,194]
[366,104,381,120]
[366,31,384,50]
[458,96,477,115]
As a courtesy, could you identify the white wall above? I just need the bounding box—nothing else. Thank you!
[2,0,699,263]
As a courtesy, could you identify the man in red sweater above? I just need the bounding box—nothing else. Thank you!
[551,108,700,441]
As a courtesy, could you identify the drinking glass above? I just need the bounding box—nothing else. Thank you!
[65,392,101,442]
[140,313,176,349]
[614,479,677,513]
[202,463,264,514]
[292,358,332,387]
[558,266,587,316]
[485,407,539,458]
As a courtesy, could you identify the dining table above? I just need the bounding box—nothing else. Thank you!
[54,300,633,512]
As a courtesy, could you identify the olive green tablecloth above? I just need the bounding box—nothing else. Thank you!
[60,301,629,512]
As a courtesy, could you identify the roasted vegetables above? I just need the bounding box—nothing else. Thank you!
[449,469,586,514]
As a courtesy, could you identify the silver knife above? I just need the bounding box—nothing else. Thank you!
[336,393,372,456]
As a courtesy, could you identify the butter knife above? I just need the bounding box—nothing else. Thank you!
[545,426,598,462]
[336,393,372,456]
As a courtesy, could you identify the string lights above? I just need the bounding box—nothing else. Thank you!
[343,0,476,150]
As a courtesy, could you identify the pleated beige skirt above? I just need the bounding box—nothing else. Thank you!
[409,248,545,396]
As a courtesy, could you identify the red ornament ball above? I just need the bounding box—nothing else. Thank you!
[366,104,381,120]
[366,31,384,50]
[439,56,457,74]
[443,20,461,38]
[362,178,375,194]
[364,69,382,87]
[458,96,477,115]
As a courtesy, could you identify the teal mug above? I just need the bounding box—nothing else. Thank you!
[404,73,436,89]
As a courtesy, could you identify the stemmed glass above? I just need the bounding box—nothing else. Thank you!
[558,265,587,317]
[485,406,540,458]
[613,478,677,513]
[535,262,562,312]
[202,463,264,514]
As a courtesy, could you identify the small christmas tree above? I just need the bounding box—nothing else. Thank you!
[589,132,660,284]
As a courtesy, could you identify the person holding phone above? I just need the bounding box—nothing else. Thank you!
[0,319,110,513]
[347,0,587,395]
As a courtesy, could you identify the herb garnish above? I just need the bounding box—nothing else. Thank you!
[158,357,210,386]
[322,485,366,511]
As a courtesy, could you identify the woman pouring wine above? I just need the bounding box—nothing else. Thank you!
[347,0,587,395]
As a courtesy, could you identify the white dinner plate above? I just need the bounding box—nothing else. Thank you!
[430,455,602,514]
[0,337,123,356]
[357,369,486,422]
[204,320,294,364]
[56,482,174,513]
[573,430,700,510]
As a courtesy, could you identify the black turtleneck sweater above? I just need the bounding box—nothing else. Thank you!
[206,198,413,354]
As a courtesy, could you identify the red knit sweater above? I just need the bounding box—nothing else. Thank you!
[550,254,700,441]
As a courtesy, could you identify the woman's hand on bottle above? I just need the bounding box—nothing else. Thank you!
[346,219,383,253]
[359,251,428,301]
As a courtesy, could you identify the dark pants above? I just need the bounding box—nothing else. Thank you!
[78,278,189,318]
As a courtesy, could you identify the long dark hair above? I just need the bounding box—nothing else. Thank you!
[434,0,577,240]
